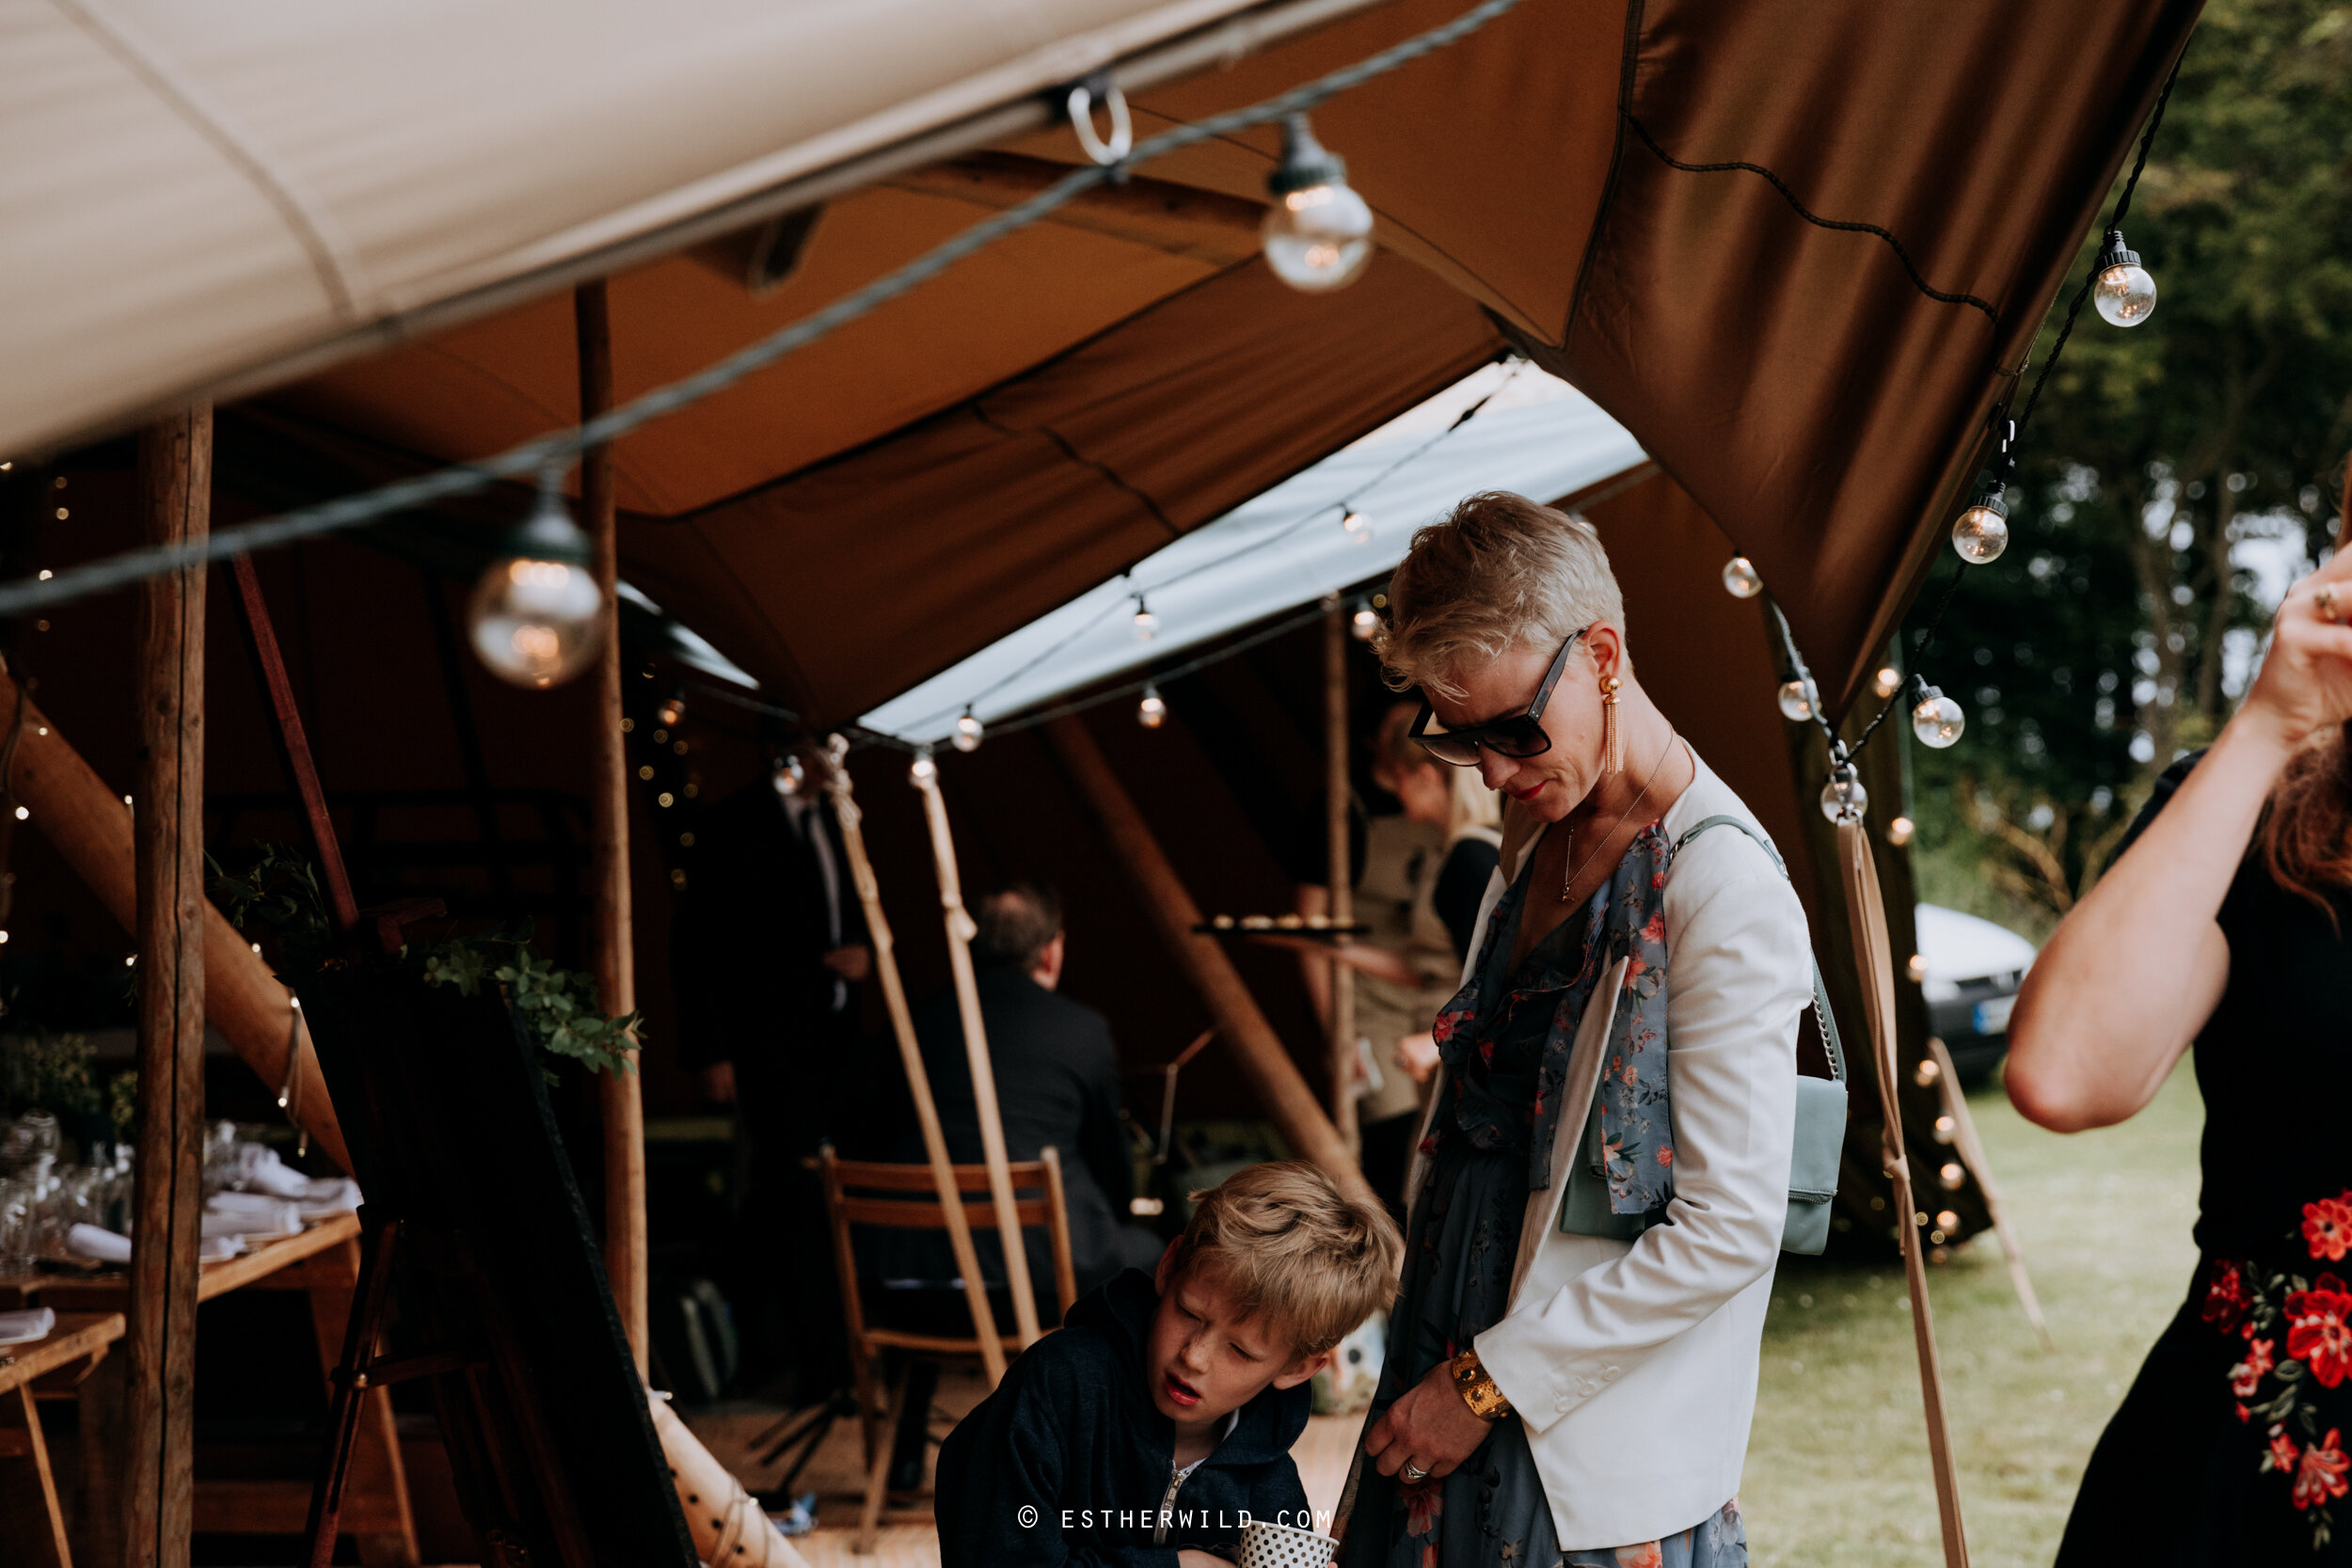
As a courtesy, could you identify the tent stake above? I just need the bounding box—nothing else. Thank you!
[1323,597,1359,1156]
[124,402,211,1568]
[1839,819,1970,1568]
[826,739,1009,1379]
[1045,714,1375,1209]
[909,759,1041,1345]
[575,279,647,1373]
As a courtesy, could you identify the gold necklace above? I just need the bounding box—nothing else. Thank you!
[1559,730,1678,903]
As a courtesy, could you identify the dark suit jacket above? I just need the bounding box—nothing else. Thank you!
[882,966,1136,1291]
[669,779,867,1075]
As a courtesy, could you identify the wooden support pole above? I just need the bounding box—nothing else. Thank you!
[0,663,351,1171]
[909,755,1041,1346]
[125,402,211,1568]
[1322,598,1359,1157]
[1837,819,1969,1568]
[1045,715,1375,1210]
[575,279,647,1372]
[823,738,1006,1382]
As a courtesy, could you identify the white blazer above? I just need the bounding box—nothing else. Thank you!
[1402,750,1812,1549]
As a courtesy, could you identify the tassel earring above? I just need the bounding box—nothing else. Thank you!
[1600,675,1624,774]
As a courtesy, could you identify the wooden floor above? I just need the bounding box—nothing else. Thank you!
[684,1371,1364,1564]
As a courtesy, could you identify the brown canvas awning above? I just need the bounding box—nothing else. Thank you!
[45,0,2201,720]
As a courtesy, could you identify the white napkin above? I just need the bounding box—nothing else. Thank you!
[0,1306,54,1345]
[295,1178,362,1219]
[233,1145,313,1198]
[67,1224,131,1262]
[63,1225,244,1263]
[202,1194,301,1238]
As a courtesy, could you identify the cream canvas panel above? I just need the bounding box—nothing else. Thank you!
[0,0,1264,456]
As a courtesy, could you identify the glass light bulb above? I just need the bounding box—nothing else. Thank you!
[953,713,984,752]
[1262,182,1375,293]
[658,698,685,728]
[1133,608,1159,641]
[909,752,938,785]
[1820,771,1869,824]
[469,551,603,690]
[1951,502,2010,564]
[1873,666,1904,700]
[772,756,805,797]
[1888,814,1916,847]
[1342,510,1370,536]
[2093,261,2157,327]
[1137,688,1168,729]
[1912,691,1965,748]
[1939,1162,1967,1192]
[1776,679,1814,722]
[1350,607,1378,640]
[1721,556,1763,599]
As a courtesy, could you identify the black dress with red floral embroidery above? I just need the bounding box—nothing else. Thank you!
[2057,755,2352,1563]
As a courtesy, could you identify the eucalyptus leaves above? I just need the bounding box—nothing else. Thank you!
[208,844,639,1077]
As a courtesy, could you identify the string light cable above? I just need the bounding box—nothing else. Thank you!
[0,0,1531,623]
[1757,47,2185,795]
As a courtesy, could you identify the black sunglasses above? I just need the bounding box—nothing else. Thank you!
[1407,626,1590,767]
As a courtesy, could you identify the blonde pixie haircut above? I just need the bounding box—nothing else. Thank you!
[1375,490,1626,700]
[1170,1161,1402,1357]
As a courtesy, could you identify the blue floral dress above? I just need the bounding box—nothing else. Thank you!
[1339,828,1746,1568]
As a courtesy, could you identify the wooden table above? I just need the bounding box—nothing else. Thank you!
[0,1213,418,1568]
[1,1311,124,1568]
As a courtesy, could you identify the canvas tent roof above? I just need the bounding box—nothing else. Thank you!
[859,363,1645,743]
[8,0,2200,721]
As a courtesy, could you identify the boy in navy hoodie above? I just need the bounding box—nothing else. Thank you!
[936,1161,1402,1567]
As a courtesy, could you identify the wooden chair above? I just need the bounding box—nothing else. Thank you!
[816,1147,1078,1553]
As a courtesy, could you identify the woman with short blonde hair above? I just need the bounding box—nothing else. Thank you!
[1340,492,1810,1568]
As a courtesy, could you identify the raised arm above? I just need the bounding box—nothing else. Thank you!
[2006,551,2352,1132]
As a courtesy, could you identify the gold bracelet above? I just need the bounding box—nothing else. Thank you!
[1451,1347,1513,1421]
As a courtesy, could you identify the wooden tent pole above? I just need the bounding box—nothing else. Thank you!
[908,754,1041,1345]
[1925,1034,2054,1352]
[575,279,647,1372]
[822,738,1006,1383]
[1838,819,1969,1568]
[1322,598,1359,1155]
[0,660,349,1170]
[1044,715,1375,1210]
[125,402,211,1568]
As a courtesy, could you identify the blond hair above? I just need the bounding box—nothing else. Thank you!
[1375,490,1625,700]
[1171,1161,1401,1356]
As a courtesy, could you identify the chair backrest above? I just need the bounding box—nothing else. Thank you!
[816,1148,1080,1356]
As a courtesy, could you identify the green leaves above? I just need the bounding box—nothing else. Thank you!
[421,931,640,1078]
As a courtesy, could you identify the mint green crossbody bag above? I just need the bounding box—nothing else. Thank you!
[1556,815,1847,1255]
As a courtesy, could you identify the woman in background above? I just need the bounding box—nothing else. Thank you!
[2008,514,2352,1562]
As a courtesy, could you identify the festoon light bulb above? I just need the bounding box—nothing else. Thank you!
[1262,115,1375,293]
[1873,666,1905,700]
[1951,483,2010,565]
[953,709,984,752]
[1137,685,1168,729]
[1350,603,1379,640]
[1911,685,1965,748]
[469,475,605,689]
[1776,679,1815,723]
[909,750,939,786]
[1341,509,1374,546]
[772,754,806,797]
[2091,230,2158,327]
[1820,766,1869,825]
[1133,598,1159,641]
[1721,556,1763,599]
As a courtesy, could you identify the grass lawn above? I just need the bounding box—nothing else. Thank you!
[1740,1063,2205,1567]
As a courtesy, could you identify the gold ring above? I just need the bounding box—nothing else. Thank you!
[2320,585,2340,624]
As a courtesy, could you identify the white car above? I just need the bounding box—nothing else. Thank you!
[1914,905,2039,1084]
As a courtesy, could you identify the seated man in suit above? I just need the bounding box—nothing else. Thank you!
[875,881,1163,1488]
[891,879,1164,1296]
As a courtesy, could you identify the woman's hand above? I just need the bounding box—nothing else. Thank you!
[2239,552,2352,751]
[1361,1362,1493,1481]
[1395,1031,1441,1085]
[1176,1552,1235,1568]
